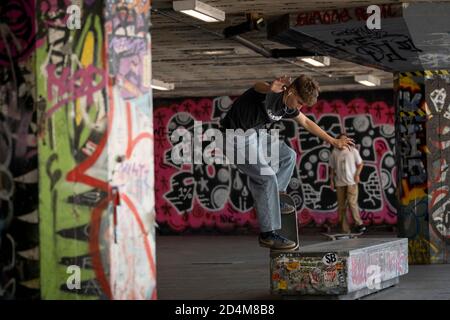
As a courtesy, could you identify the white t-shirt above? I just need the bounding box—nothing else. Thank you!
[329,147,363,186]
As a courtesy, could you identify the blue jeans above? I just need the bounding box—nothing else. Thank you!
[224,130,297,232]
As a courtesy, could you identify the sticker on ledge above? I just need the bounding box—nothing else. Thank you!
[322,252,338,266]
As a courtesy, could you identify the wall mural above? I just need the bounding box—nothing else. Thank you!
[154,90,397,233]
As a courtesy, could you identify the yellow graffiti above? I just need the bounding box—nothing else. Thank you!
[408,234,444,264]
[278,280,287,290]
[400,179,427,205]
[399,75,421,92]
[408,236,431,264]
[286,262,300,271]
[75,31,95,125]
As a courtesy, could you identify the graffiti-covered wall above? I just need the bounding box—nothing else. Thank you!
[37,0,155,299]
[154,90,397,233]
[396,71,450,264]
[0,0,40,300]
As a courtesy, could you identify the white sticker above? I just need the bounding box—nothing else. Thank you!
[322,252,338,266]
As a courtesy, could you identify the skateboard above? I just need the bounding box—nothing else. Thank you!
[272,193,299,251]
[321,232,363,241]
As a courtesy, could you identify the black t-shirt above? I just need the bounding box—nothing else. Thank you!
[220,87,300,131]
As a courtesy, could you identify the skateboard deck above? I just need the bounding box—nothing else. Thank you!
[270,193,299,251]
[321,232,363,241]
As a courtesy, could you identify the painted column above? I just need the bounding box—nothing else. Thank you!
[425,72,450,264]
[37,0,155,299]
[396,70,450,264]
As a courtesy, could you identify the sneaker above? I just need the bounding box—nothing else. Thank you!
[280,201,295,214]
[356,225,367,233]
[259,231,297,250]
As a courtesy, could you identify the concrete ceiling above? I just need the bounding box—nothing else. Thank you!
[151,1,449,98]
[269,2,450,72]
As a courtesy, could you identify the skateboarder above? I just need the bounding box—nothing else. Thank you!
[329,133,367,234]
[219,75,355,250]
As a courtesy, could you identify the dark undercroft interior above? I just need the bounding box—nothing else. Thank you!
[0,0,450,300]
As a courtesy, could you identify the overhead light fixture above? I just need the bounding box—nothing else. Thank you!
[173,0,225,22]
[300,56,330,67]
[183,48,237,56]
[354,74,381,87]
[151,79,175,91]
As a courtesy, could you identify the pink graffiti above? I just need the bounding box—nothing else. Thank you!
[350,255,368,286]
[0,0,37,65]
[46,64,107,117]
[297,98,397,227]
[154,95,397,232]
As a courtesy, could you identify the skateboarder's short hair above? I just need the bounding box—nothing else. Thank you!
[291,74,320,107]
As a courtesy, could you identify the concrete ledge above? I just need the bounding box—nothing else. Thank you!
[270,238,408,299]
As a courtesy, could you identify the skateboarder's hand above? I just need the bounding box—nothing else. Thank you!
[330,182,335,191]
[333,136,355,150]
[270,75,291,93]
[354,174,360,183]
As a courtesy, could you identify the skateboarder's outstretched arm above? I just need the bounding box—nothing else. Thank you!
[294,112,354,150]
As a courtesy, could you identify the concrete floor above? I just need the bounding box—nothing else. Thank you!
[156,233,450,300]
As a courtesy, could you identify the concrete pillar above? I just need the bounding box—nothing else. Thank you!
[36,0,155,299]
[396,70,450,264]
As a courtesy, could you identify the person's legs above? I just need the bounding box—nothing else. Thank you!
[274,141,297,193]
[336,186,350,233]
[347,184,364,228]
[224,130,295,249]
[259,131,296,213]
[224,131,280,232]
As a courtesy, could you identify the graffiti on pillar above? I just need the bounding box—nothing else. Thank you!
[0,0,39,300]
[106,0,155,300]
[0,0,37,65]
[37,0,155,299]
[154,92,397,233]
[396,74,431,264]
[426,75,450,263]
[107,0,151,100]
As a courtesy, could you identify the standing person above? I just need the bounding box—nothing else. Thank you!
[329,133,367,234]
[219,75,355,250]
